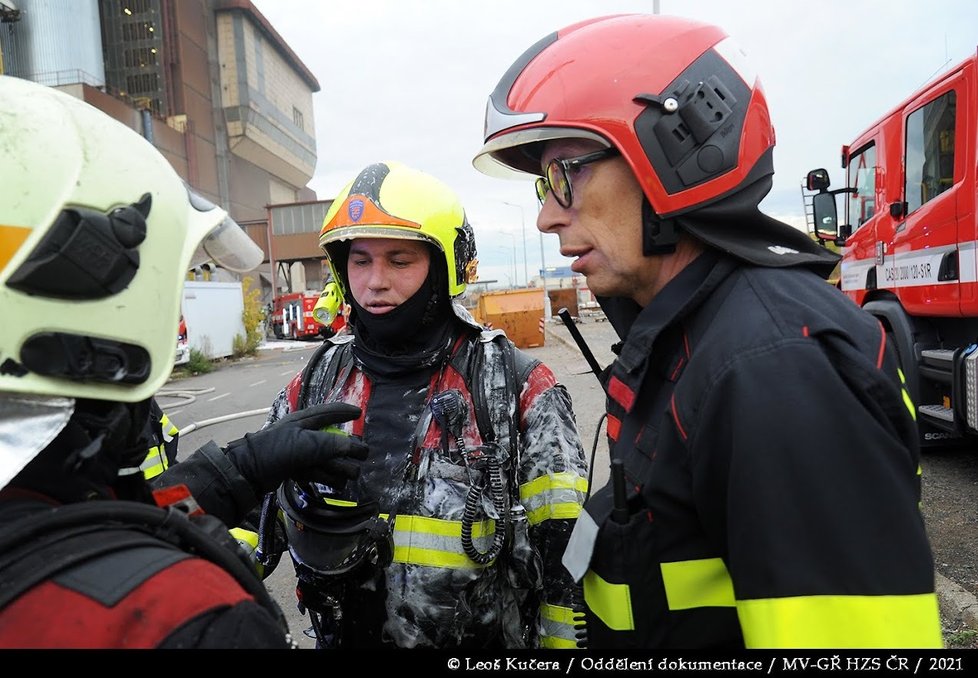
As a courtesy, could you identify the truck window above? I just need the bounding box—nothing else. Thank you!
[905,90,956,214]
[846,144,877,228]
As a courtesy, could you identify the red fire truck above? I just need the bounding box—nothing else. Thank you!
[808,49,978,448]
[271,291,324,340]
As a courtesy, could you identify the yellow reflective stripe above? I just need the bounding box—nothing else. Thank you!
[140,446,168,479]
[392,545,486,569]
[897,368,916,421]
[520,473,587,526]
[391,515,495,569]
[737,592,943,649]
[324,497,357,507]
[394,514,494,538]
[902,388,916,421]
[526,502,582,525]
[159,413,180,439]
[660,558,735,610]
[541,603,576,625]
[583,570,634,631]
[229,527,259,549]
[393,528,495,555]
[519,472,588,501]
[539,603,577,648]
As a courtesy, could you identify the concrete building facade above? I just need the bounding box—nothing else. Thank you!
[0,0,328,302]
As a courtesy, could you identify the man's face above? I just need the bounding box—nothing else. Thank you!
[537,140,655,305]
[346,238,431,314]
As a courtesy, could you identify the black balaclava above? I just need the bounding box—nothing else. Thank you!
[335,242,456,375]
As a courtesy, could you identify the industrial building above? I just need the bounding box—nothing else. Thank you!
[0,0,329,302]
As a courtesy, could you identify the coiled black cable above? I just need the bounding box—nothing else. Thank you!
[460,454,507,565]
[571,581,588,648]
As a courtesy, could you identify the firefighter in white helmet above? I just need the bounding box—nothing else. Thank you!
[0,74,367,648]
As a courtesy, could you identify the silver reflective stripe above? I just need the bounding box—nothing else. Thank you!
[520,472,587,525]
[0,394,74,489]
[392,514,497,569]
[483,95,546,143]
[540,603,577,646]
[139,446,167,479]
[562,509,599,583]
[160,413,179,440]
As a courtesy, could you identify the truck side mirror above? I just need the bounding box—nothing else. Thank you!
[806,168,831,191]
[812,192,839,241]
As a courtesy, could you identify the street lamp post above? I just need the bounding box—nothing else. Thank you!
[495,244,517,289]
[501,201,529,287]
[535,204,551,321]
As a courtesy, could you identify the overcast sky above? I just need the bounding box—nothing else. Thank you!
[251,0,978,287]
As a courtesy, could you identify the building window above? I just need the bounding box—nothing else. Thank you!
[293,106,304,131]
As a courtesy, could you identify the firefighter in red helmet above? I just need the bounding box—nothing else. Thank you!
[474,14,942,649]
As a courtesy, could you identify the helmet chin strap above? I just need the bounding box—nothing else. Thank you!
[642,196,680,256]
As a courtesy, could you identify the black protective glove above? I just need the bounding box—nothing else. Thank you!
[224,402,368,496]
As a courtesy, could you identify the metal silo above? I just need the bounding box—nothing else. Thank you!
[0,0,104,86]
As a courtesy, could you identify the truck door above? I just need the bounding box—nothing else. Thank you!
[840,141,882,301]
[894,77,963,316]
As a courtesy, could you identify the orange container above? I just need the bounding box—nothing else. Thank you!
[547,288,579,319]
[474,288,546,349]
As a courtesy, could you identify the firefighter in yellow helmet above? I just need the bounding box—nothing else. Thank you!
[259,161,589,648]
[0,74,368,648]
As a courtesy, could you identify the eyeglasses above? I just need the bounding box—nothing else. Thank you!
[534,147,620,208]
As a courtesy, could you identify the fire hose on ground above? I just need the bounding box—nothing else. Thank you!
[155,387,270,436]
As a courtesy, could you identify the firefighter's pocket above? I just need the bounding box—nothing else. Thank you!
[583,497,660,640]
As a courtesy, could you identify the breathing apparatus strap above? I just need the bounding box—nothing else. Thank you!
[297,338,354,409]
[0,501,288,634]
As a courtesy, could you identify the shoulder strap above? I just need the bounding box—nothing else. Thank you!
[467,331,533,466]
[297,337,354,410]
[0,501,285,632]
[0,522,170,609]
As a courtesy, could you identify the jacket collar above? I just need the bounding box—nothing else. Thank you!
[615,251,732,375]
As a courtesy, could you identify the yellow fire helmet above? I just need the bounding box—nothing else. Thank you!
[312,281,342,326]
[319,162,478,298]
[0,75,263,404]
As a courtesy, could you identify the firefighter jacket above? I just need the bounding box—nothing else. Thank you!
[266,314,589,648]
[563,252,943,649]
[0,485,290,649]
